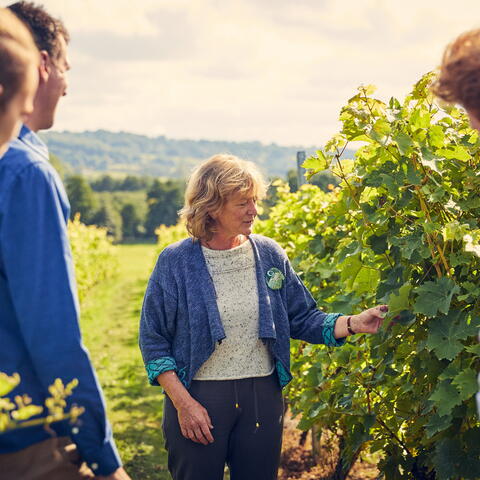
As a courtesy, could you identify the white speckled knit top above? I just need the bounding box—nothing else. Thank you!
[194,239,274,380]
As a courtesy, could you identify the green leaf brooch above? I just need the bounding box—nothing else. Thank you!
[266,267,285,290]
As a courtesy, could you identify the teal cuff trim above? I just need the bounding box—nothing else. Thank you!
[145,357,177,385]
[276,360,292,388]
[323,313,346,347]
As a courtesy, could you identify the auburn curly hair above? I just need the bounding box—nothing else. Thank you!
[433,29,480,117]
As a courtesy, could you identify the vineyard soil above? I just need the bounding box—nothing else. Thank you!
[279,412,379,480]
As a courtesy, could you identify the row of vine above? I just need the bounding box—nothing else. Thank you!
[256,73,480,480]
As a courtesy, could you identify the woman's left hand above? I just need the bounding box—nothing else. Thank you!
[351,305,388,334]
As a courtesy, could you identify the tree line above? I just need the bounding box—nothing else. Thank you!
[64,173,184,242]
[53,154,337,243]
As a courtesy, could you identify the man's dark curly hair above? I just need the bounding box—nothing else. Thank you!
[8,1,69,60]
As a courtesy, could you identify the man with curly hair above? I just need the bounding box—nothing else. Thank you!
[0,2,130,479]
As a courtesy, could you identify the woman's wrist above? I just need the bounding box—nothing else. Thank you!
[333,314,361,339]
[346,315,355,335]
[349,315,360,334]
[157,370,194,410]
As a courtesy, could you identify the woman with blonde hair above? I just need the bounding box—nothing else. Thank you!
[140,153,387,480]
[0,7,39,156]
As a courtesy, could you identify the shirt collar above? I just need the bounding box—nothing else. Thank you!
[18,124,49,161]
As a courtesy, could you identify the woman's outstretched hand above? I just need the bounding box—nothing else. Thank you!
[334,305,388,339]
[351,305,388,334]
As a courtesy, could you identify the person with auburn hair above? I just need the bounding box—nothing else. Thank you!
[0,7,38,155]
[433,28,480,416]
[433,28,480,129]
[0,2,130,479]
[139,153,388,480]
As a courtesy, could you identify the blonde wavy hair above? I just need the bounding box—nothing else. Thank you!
[179,154,268,241]
[433,29,480,117]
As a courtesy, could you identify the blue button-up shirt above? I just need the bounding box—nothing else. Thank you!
[0,126,121,475]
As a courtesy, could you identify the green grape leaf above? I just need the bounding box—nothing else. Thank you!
[394,131,413,155]
[428,125,445,148]
[413,277,460,317]
[387,282,412,315]
[429,380,463,417]
[362,84,377,96]
[433,438,465,480]
[368,233,388,254]
[438,145,471,161]
[426,312,478,360]
[459,428,480,478]
[353,266,380,295]
[370,119,391,143]
[303,151,329,172]
[390,232,427,261]
[393,309,416,325]
[376,265,404,301]
[425,413,452,438]
[340,256,362,289]
[452,368,478,401]
[465,343,480,355]
[438,362,460,380]
[410,109,431,130]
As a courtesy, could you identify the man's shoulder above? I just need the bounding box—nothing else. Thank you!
[0,137,66,212]
[1,137,53,179]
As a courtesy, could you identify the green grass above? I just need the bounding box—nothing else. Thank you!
[80,243,170,479]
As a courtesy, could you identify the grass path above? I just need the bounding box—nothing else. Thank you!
[80,243,169,479]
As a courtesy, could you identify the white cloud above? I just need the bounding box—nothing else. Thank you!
[3,0,480,145]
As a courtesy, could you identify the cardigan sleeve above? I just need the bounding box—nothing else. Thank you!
[139,257,179,385]
[284,258,346,347]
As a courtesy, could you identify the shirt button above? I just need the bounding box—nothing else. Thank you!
[72,427,79,434]
[91,463,99,471]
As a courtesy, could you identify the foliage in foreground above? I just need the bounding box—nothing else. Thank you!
[256,73,480,479]
[0,373,83,433]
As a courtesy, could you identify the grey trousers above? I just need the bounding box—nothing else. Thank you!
[163,373,284,480]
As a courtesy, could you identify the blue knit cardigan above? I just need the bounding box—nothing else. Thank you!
[139,234,345,389]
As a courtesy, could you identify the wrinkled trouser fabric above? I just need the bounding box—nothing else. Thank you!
[163,373,284,480]
[0,437,94,480]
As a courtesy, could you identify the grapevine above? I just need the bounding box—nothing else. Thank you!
[256,73,480,480]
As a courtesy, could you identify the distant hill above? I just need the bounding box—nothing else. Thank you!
[41,130,355,179]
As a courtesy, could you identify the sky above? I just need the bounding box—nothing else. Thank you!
[3,0,480,146]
